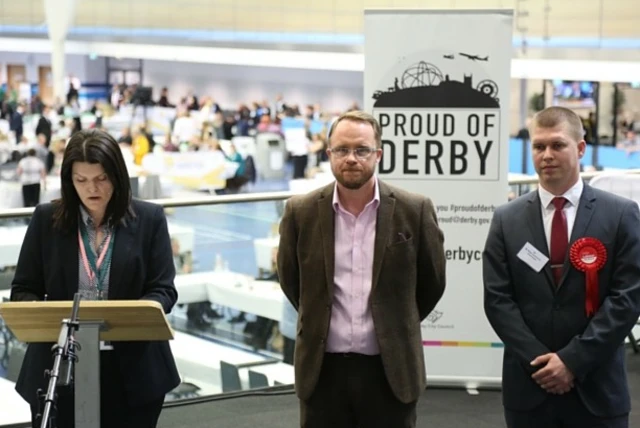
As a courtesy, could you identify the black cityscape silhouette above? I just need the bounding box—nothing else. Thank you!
[372,59,500,109]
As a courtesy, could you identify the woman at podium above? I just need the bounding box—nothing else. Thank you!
[10,129,181,427]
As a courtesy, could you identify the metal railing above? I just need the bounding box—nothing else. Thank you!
[509,170,614,186]
[2,169,640,220]
[0,191,295,220]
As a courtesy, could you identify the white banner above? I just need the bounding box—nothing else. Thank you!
[141,151,239,189]
[364,9,513,388]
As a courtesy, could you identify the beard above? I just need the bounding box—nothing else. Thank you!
[334,167,374,190]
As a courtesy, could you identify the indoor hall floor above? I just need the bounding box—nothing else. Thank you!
[168,176,289,279]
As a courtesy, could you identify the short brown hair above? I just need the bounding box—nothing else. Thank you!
[531,106,585,142]
[327,110,382,148]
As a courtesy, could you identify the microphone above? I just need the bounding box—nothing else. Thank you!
[38,293,82,428]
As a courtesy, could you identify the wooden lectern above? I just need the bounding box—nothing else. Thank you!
[0,300,174,428]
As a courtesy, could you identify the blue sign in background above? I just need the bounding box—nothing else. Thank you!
[509,138,638,174]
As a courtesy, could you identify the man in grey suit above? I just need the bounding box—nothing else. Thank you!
[278,110,446,428]
[483,106,640,428]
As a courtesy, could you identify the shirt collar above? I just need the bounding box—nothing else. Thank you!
[79,204,93,227]
[538,178,584,209]
[79,205,112,229]
[332,177,380,213]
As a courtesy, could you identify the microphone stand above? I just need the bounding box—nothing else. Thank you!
[36,293,82,428]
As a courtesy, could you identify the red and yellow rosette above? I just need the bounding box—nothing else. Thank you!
[569,237,607,317]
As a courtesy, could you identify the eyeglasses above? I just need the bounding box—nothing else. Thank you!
[329,147,378,160]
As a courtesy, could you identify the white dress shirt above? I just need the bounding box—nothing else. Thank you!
[538,179,584,254]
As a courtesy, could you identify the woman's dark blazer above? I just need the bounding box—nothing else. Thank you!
[10,198,181,408]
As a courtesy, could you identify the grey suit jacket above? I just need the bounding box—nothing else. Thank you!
[277,179,446,404]
[483,183,640,417]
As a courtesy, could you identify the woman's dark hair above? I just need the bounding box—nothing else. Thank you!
[53,129,134,231]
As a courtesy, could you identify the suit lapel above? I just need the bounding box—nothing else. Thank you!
[372,182,395,292]
[108,217,136,299]
[61,229,80,298]
[525,191,555,288]
[559,184,596,286]
[318,186,336,299]
[319,180,394,295]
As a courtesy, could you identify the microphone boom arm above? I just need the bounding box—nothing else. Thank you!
[36,293,82,428]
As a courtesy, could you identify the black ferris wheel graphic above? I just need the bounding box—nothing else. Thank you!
[373,58,500,109]
[401,62,443,86]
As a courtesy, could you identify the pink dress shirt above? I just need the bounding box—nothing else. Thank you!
[325,179,381,355]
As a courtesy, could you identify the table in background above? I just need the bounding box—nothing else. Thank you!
[0,376,30,426]
[175,270,284,321]
[253,236,280,274]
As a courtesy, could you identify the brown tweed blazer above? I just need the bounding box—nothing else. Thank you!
[277,179,446,403]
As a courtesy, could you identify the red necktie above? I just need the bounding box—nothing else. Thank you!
[550,197,568,285]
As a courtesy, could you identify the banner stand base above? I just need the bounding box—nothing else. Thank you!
[426,375,502,393]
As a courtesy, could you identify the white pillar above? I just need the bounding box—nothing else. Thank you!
[43,0,78,103]
[49,38,66,103]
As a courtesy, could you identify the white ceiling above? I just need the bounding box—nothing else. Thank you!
[1,0,639,39]
[3,37,640,84]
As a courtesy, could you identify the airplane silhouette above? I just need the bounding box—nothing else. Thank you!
[459,52,489,61]
[443,54,454,59]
